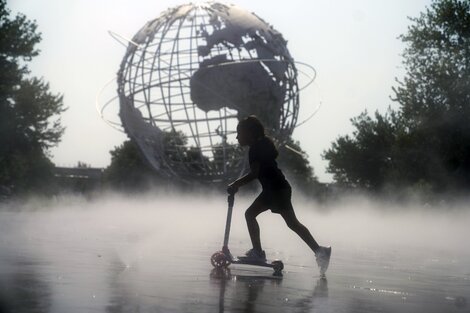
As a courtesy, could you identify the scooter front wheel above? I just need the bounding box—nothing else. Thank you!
[272,260,284,276]
[211,251,231,268]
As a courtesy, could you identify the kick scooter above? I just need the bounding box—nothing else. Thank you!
[210,192,284,277]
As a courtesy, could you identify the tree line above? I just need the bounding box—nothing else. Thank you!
[2,0,469,202]
[324,0,470,201]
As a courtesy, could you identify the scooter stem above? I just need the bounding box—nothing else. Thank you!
[223,193,235,249]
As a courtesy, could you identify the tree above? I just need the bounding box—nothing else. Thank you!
[103,140,160,190]
[277,137,320,195]
[324,110,405,190]
[394,0,470,191]
[0,1,66,194]
[324,0,470,195]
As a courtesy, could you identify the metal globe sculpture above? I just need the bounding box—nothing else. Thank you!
[116,2,302,183]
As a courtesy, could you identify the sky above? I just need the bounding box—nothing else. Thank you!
[9,0,433,182]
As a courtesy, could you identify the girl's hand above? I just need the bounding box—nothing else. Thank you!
[227,183,238,195]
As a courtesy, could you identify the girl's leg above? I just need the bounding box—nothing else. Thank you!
[245,197,269,252]
[280,207,320,253]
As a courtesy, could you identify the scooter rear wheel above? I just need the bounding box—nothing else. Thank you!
[272,260,284,276]
[211,251,230,268]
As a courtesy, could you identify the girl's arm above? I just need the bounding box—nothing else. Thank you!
[228,162,260,193]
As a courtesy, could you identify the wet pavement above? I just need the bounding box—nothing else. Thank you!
[0,194,469,312]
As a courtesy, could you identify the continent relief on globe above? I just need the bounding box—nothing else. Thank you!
[190,54,285,126]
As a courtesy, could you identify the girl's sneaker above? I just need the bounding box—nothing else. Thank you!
[315,246,332,275]
[243,248,266,261]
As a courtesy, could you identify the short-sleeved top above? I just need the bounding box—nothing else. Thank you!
[249,136,289,190]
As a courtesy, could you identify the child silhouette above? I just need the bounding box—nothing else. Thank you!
[228,116,331,275]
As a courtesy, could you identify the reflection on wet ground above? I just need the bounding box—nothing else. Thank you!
[0,195,469,312]
[209,267,328,313]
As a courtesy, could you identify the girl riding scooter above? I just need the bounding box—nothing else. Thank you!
[227,116,331,275]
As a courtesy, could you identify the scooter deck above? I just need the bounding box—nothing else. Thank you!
[231,256,276,268]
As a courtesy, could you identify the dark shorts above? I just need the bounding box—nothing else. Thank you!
[255,186,293,214]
